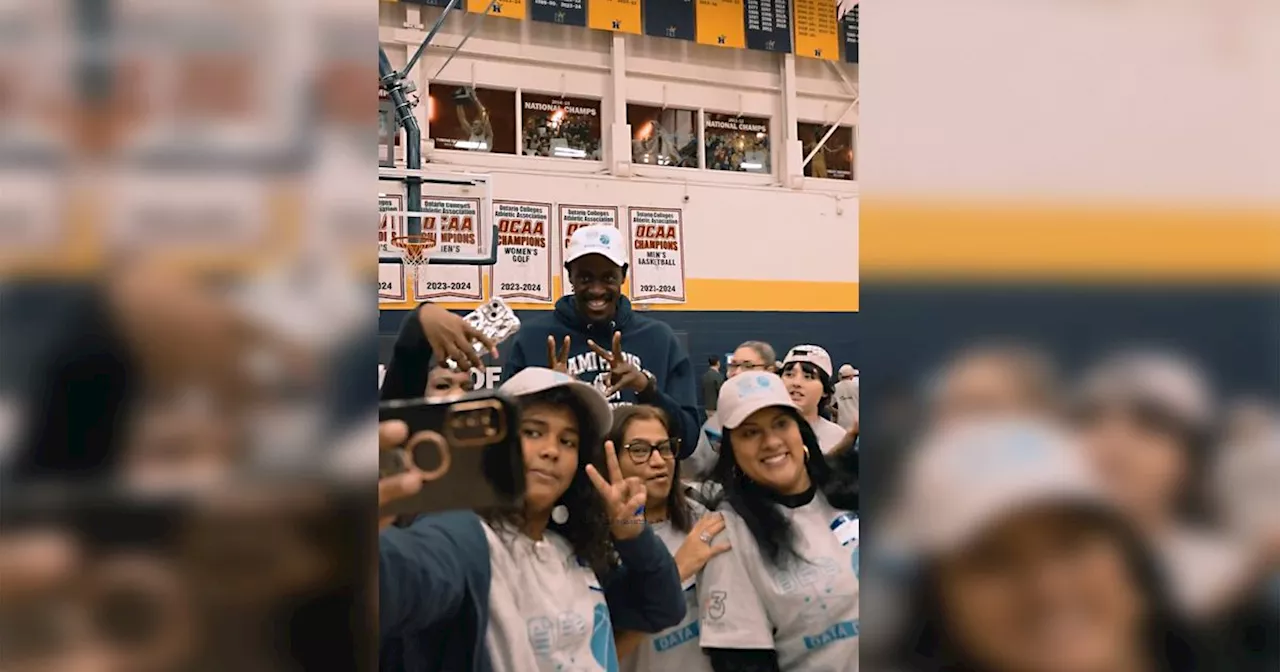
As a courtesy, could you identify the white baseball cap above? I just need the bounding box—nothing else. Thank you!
[500,367,613,444]
[1077,350,1214,432]
[717,372,799,430]
[838,364,856,378]
[564,224,627,269]
[897,418,1112,555]
[783,345,834,378]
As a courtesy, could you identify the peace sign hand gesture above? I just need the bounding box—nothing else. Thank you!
[585,441,648,541]
[587,332,651,397]
[546,335,572,373]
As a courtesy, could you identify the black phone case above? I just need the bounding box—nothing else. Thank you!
[378,389,524,517]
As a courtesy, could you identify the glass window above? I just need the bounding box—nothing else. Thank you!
[627,104,698,168]
[798,122,855,180]
[520,93,602,160]
[704,113,771,173]
[427,84,517,154]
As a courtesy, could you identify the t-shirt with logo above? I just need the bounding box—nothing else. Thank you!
[482,521,621,672]
[621,501,713,672]
[811,416,848,454]
[832,379,859,432]
[698,492,860,672]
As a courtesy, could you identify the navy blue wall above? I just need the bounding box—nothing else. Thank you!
[379,309,861,393]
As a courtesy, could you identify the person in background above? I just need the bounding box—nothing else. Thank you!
[686,341,778,482]
[882,419,1201,672]
[1071,351,1276,621]
[832,365,859,432]
[505,224,700,458]
[424,363,473,402]
[379,368,686,672]
[702,356,725,420]
[698,372,860,672]
[380,302,497,402]
[780,345,846,453]
[608,405,727,672]
[926,341,1060,430]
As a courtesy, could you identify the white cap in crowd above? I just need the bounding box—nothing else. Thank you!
[897,419,1112,555]
[717,372,799,430]
[783,345,834,378]
[501,367,613,441]
[1077,350,1214,432]
[838,364,856,379]
[564,224,628,269]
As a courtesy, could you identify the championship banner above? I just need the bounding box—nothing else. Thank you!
[628,207,687,303]
[793,0,840,60]
[401,0,452,6]
[743,0,792,52]
[558,204,620,297]
[466,0,526,18]
[842,3,858,63]
[588,0,641,33]
[415,197,485,301]
[491,200,554,303]
[695,0,746,49]
[530,0,587,26]
[642,0,696,41]
[379,194,408,304]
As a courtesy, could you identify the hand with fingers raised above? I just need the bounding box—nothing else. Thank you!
[673,512,733,581]
[586,440,649,541]
[546,335,572,373]
[418,303,499,371]
[588,332,653,398]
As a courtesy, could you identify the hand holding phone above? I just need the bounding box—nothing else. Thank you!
[444,298,521,370]
[377,389,523,518]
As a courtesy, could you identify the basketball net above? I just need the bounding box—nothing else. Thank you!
[390,234,436,270]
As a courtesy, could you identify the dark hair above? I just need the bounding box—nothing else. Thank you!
[481,387,616,575]
[880,508,1202,672]
[781,361,836,421]
[709,406,859,567]
[708,356,720,367]
[608,405,695,533]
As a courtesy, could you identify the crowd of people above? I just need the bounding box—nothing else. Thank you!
[378,224,861,671]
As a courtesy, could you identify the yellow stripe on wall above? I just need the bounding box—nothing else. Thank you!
[380,277,860,312]
[862,199,1280,281]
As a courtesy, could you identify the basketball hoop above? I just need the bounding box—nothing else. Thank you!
[391,234,436,267]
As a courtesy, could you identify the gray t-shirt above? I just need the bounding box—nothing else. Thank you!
[811,417,848,454]
[483,522,620,672]
[699,493,860,671]
[621,501,714,672]
[832,379,859,431]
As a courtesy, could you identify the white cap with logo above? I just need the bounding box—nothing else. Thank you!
[564,224,628,269]
[783,344,834,378]
[897,418,1113,554]
[500,367,613,443]
[717,372,799,430]
[838,364,856,378]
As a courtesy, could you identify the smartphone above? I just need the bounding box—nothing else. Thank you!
[445,297,521,370]
[378,389,523,516]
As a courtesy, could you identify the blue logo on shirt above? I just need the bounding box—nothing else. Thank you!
[653,621,700,652]
[802,620,860,651]
[590,603,619,671]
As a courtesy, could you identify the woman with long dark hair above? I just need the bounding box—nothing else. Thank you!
[779,345,847,453]
[379,368,685,672]
[608,405,728,672]
[881,419,1202,672]
[697,372,860,672]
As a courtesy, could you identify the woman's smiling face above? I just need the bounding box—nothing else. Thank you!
[728,406,811,495]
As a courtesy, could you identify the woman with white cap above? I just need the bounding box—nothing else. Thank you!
[780,344,847,453]
[1071,350,1275,621]
[379,367,686,672]
[697,372,860,671]
[880,419,1202,672]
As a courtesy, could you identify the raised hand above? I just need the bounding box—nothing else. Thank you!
[587,331,651,397]
[585,440,648,540]
[418,303,498,371]
[673,513,733,580]
[546,335,572,373]
[379,420,422,531]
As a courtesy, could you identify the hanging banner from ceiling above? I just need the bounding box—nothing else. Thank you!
[794,0,840,60]
[529,0,587,26]
[642,0,696,41]
[743,0,792,53]
[589,0,642,33]
[695,0,746,49]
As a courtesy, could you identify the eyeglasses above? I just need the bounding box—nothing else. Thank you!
[623,439,678,463]
[729,361,766,372]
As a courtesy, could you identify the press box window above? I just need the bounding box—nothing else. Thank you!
[627,104,698,168]
[704,113,771,174]
[798,122,855,180]
[520,93,602,161]
[427,84,517,154]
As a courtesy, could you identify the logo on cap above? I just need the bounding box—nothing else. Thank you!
[551,372,571,384]
[599,234,610,245]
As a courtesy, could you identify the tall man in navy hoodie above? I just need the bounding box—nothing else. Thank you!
[505,223,701,457]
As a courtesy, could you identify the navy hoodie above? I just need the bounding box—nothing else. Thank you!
[505,296,700,457]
